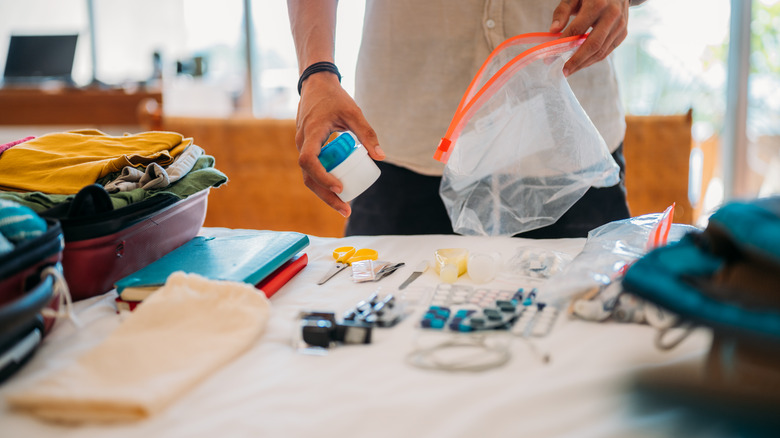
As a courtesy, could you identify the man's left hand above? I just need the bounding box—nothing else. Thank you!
[549,0,630,76]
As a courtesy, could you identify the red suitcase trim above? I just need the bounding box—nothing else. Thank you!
[61,189,208,300]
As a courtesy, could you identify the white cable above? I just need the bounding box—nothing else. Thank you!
[406,334,511,372]
[654,323,695,351]
[406,331,552,372]
[517,334,552,364]
[39,266,82,328]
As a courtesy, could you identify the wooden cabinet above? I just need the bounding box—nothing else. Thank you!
[0,87,161,126]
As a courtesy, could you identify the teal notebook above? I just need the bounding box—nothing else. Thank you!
[114,231,309,297]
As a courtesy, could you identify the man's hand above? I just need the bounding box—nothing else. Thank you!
[288,0,384,217]
[549,0,630,76]
[295,72,384,218]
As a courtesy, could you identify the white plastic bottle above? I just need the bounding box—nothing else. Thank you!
[318,132,381,202]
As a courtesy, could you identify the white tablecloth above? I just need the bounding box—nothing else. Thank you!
[0,231,719,437]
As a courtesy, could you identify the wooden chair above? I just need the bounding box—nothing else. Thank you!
[623,109,698,224]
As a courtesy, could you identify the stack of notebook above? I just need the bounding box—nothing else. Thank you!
[114,232,309,312]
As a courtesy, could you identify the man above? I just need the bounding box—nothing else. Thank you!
[288,0,644,237]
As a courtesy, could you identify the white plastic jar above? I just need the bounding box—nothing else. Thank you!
[318,132,381,202]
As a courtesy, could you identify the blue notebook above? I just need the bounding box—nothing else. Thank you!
[114,231,309,300]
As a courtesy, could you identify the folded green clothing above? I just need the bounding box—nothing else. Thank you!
[0,155,227,213]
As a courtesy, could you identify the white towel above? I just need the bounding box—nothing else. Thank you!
[6,272,270,423]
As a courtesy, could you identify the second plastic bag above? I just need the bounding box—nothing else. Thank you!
[434,33,620,236]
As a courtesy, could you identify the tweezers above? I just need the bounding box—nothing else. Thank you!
[374,262,405,282]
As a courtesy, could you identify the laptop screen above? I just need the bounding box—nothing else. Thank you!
[3,34,78,82]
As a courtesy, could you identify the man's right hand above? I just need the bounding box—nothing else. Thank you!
[295,71,384,218]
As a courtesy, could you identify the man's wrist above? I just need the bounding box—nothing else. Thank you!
[298,61,342,95]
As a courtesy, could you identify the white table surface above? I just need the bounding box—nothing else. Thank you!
[1,230,722,438]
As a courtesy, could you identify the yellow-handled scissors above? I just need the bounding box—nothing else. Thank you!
[317,246,379,285]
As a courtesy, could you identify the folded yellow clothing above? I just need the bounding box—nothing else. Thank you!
[0,129,191,194]
[6,272,270,423]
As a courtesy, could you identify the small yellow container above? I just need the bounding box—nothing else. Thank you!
[434,248,469,283]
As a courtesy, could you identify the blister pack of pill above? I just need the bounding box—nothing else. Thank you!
[418,284,559,337]
[510,301,558,337]
[429,284,518,307]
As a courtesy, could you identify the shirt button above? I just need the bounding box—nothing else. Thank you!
[485,19,496,29]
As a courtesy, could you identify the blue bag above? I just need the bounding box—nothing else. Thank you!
[623,196,780,343]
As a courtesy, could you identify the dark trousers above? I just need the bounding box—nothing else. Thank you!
[345,145,631,238]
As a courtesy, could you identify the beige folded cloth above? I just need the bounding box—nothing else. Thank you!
[7,272,270,423]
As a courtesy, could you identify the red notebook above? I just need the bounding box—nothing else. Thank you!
[255,252,308,298]
[115,252,308,312]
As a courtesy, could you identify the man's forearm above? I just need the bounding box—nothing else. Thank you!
[287,0,339,73]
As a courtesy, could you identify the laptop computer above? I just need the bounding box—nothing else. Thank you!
[2,34,78,87]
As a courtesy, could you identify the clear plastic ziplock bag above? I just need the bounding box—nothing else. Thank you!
[539,205,698,307]
[434,33,620,236]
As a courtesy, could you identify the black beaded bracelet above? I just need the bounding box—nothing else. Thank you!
[297,61,342,95]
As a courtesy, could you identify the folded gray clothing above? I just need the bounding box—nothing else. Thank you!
[104,145,204,193]
[104,165,165,193]
[139,163,170,191]
[166,144,204,182]
[103,166,143,193]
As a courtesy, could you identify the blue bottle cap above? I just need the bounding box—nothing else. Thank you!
[318,132,356,172]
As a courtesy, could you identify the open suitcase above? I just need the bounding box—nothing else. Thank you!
[0,218,63,383]
[1,130,220,301]
[40,185,209,301]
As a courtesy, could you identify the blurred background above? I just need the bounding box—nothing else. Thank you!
[0,0,777,235]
